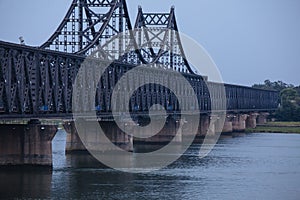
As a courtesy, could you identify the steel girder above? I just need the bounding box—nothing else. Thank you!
[0,41,83,117]
[0,41,279,119]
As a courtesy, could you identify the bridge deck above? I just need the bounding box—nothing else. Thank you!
[0,40,279,120]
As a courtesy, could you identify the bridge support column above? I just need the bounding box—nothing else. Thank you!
[182,115,199,143]
[134,116,180,144]
[207,115,219,137]
[246,113,259,128]
[64,121,86,153]
[214,114,232,135]
[222,115,234,134]
[64,120,133,153]
[174,119,184,143]
[232,114,248,132]
[100,121,133,152]
[257,112,269,125]
[0,120,57,167]
[198,114,221,137]
[198,115,210,137]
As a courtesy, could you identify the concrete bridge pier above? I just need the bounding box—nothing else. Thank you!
[0,119,57,167]
[222,115,234,134]
[246,113,259,128]
[64,120,134,153]
[198,114,210,138]
[64,121,86,153]
[207,115,220,137]
[214,114,236,136]
[100,121,134,152]
[198,114,223,138]
[174,119,184,143]
[182,115,199,142]
[133,116,180,145]
[232,114,248,132]
[257,112,269,125]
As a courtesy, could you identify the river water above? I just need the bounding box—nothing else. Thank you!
[1,131,300,199]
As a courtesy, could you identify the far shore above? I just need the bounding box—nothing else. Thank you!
[246,121,300,134]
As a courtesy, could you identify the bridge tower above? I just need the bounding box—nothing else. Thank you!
[40,0,133,56]
[133,6,195,74]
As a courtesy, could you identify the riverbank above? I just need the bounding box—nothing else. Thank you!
[246,122,300,134]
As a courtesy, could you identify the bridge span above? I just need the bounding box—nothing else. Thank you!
[0,0,279,167]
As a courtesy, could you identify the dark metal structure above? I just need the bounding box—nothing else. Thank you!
[40,0,132,56]
[133,6,193,73]
[0,0,279,119]
[40,0,193,73]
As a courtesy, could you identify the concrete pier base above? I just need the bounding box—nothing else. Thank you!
[222,115,234,134]
[197,114,223,137]
[64,121,86,153]
[181,115,199,143]
[232,114,248,132]
[198,115,210,137]
[246,113,259,128]
[0,120,57,166]
[134,116,180,144]
[100,121,134,152]
[207,115,219,137]
[64,120,133,153]
[257,112,269,125]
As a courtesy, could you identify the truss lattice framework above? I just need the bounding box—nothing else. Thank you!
[133,6,195,74]
[40,0,132,56]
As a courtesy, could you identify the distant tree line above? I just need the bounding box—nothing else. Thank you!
[252,80,300,121]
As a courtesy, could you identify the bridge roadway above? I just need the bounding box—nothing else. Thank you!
[0,0,279,167]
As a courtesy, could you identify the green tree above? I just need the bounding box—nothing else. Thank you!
[276,88,300,121]
[280,88,297,102]
[253,80,300,121]
[252,80,294,91]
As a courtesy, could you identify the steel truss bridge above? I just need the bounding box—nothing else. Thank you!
[0,0,279,119]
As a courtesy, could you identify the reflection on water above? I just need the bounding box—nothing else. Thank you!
[0,167,52,199]
[1,130,300,199]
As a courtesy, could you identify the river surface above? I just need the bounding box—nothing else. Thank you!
[1,131,300,199]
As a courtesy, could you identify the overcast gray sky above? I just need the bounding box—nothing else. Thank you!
[0,0,299,86]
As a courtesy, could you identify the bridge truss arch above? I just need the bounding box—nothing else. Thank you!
[39,0,195,75]
[40,0,133,56]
